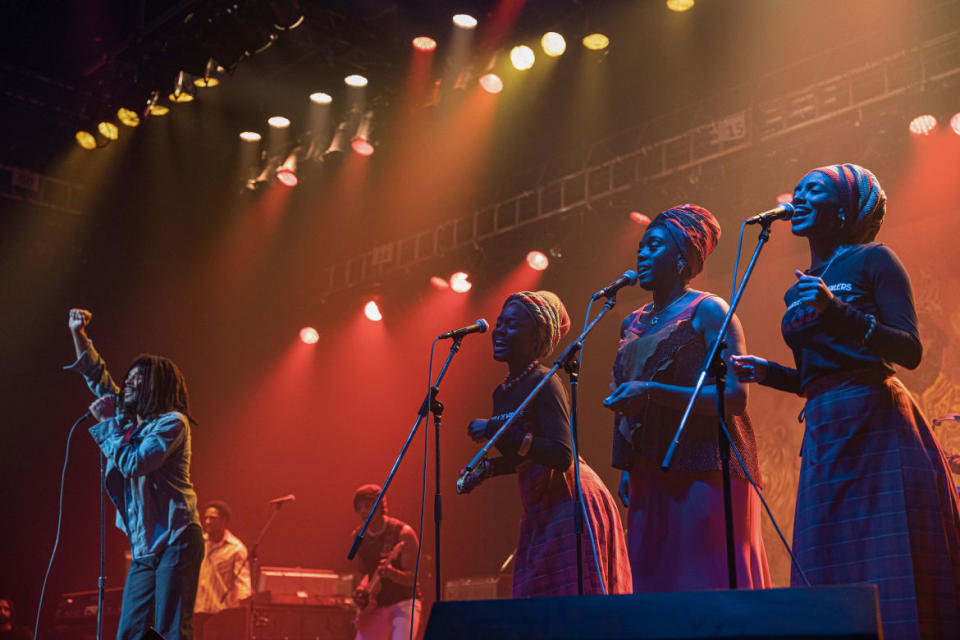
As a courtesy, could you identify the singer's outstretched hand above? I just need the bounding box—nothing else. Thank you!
[467,419,489,443]
[730,355,769,384]
[602,381,654,414]
[793,270,834,313]
[89,394,116,421]
[68,308,92,333]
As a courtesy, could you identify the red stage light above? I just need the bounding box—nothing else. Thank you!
[430,276,450,290]
[364,301,383,322]
[276,168,298,187]
[299,327,319,344]
[776,193,792,204]
[909,114,937,136]
[413,36,437,52]
[479,73,504,94]
[526,250,549,271]
[449,272,472,293]
[351,137,375,156]
[630,211,651,225]
[951,112,960,136]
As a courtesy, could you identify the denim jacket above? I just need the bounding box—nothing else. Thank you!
[65,343,200,559]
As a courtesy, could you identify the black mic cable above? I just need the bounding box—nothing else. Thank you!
[34,410,93,640]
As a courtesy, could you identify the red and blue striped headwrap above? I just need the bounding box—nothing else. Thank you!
[808,163,886,243]
[649,204,721,277]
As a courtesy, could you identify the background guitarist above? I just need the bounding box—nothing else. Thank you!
[351,484,422,640]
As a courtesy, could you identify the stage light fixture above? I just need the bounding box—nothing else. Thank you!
[117,108,140,127]
[325,120,349,157]
[526,251,549,271]
[194,59,222,88]
[364,301,383,322]
[268,116,291,129]
[299,326,319,344]
[351,110,376,156]
[776,193,792,204]
[310,92,332,105]
[267,0,304,30]
[144,90,169,117]
[75,131,97,150]
[510,46,535,70]
[430,276,450,290]
[169,71,196,103]
[276,154,298,187]
[950,112,960,136]
[541,32,566,57]
[582,33,609,51]
[345,74,368,88]
[630,211,651,225]
[449,272,472,293]
[908,114,937,136]
[453,14,478,29]
[239,131,262,142]
[479,73,504,94]
[666,0,695,11]
[97,121,119,141]
[413,36,437,52]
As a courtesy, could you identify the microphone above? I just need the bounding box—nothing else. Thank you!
[591,270,639,300]
[438,318,489,340]
[745,202,794,225]
[269,494,296,505]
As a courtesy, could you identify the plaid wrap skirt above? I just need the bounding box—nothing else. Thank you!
[793,370,960,639]
[513,459,632,597]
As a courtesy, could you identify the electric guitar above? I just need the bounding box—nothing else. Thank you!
[353,540,405,626]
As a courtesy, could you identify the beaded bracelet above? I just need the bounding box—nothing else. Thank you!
[517,432,534,457]
[859,313,877,345]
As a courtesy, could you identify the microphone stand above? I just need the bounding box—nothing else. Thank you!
[457,296,620,595]
[348,335,466,607]
[246,500,288,640]
[96,451,105,640]
[661,220,775,588]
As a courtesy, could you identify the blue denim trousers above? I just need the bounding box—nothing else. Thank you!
[117,524,204,640]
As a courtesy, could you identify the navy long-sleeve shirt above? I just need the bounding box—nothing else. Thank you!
[764,242,921,394]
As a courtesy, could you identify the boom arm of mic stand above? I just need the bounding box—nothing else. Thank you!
[457,298,618,492]
[662,223,773,469]
[348,336,464,559]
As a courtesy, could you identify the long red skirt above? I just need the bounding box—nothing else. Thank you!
[627,458,771,592]
[513,459,632,597]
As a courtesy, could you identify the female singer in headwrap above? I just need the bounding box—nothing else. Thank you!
[603,204,770,592]
[731,164,960,638]
[462,290,632,597]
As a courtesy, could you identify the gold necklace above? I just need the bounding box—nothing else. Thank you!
[646,291,689,325]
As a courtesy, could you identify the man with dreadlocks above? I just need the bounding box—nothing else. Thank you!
[66,308,203,640]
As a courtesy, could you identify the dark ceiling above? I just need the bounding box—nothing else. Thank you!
[4,0,958,177]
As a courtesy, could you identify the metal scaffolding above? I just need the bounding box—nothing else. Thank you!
[317,30,960,296]
[0,164,84,215]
